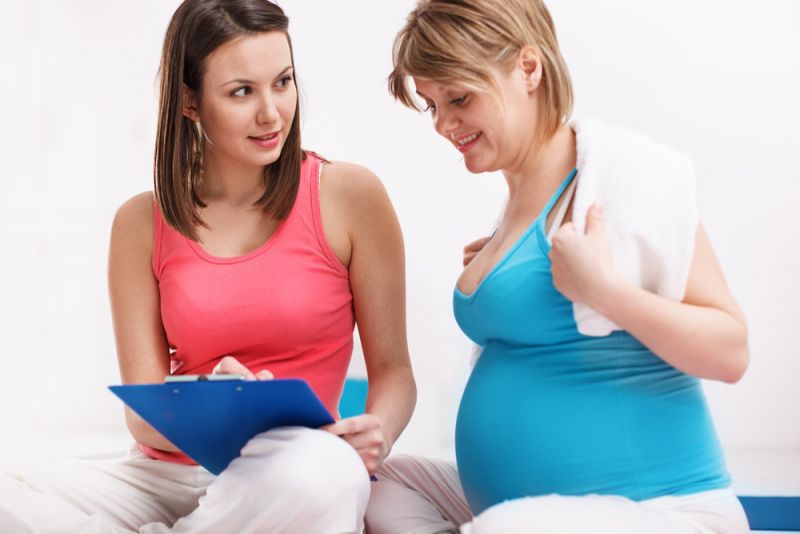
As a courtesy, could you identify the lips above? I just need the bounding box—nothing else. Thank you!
[248,131,280,149]
[453,131,482,153]
[250,131,278,140]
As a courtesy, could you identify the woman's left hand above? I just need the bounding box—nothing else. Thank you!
[549,204,621,308]
[321,414,388,474]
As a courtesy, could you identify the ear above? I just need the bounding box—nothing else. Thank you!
[517,46,543,93]
[181,84,200,122]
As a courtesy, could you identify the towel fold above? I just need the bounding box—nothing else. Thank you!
[569,118,698,336]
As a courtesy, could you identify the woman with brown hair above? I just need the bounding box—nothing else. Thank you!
[0,1,414,532]
[366,0,750,532]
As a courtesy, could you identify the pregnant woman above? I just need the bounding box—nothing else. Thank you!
[366,0,750,532]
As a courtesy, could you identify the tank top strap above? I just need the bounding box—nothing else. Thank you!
[303,152,348,275]
[151,196,166,280]
[150,195,195,278]
[538,168,578,225]
[546,170,578,242]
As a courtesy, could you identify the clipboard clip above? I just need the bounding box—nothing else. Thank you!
[165,374,245,383]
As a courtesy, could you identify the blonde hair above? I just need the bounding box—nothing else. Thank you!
[389,0,573,138]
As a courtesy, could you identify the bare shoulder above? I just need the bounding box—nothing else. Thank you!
[320,161,395,228]
[320,160,388,202]
[317,160,401,267]
[111,191,155,253]
[114,191,154,225]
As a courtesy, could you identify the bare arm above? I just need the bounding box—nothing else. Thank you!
[551,205,749,383]
[349,168,416,456]
[320,162,416,473]
[108,192,179,451]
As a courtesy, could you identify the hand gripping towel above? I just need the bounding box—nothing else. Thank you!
[569,118,698,336]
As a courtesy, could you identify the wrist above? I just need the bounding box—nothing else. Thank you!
[590,271,627,316]
[378,420,395,455]
[365,410,393,450]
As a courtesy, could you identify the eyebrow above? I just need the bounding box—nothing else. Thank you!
[416,86,462,100]
[220,66,294,88]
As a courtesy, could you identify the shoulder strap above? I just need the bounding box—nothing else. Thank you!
[546,176,578,243]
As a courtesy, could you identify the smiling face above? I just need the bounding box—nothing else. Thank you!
[389,0,574,176]
[413,57,542,175]
[182,31,297,172]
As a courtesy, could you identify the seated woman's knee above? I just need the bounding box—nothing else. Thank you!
[373,453,416,480]
[243,427,369,504]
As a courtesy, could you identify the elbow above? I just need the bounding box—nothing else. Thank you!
[720,327,750,384]
[410,375,419,411]
[728,346,750,384]
[124,408,147,442]
[720,353,748,384]
[400,364,418,419]
[401,364,418,411]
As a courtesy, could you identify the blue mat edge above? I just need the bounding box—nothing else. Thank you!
[738,496,800,531]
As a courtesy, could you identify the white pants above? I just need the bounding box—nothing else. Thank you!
[365,454,751,534]
[0,427,370,534]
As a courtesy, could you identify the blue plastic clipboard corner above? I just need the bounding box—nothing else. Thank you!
[109,378,334,475]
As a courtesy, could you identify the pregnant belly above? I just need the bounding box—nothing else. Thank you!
[454,346,637,514]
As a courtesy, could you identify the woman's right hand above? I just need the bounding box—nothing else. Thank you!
[463,236,491,266]
[212,355,273,380]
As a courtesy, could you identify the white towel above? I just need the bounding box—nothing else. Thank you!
[568,118,698,336]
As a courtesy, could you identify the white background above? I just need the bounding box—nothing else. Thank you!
[1,0,798,481]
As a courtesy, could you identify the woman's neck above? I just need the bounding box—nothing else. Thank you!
[502,124,576,198]
[199,150,266,207]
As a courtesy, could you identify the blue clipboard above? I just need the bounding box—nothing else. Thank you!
[109,378,334,475]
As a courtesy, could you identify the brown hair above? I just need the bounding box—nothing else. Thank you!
[154,0,304,240]
[389,0,573,139]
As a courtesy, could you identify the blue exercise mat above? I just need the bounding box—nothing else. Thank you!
[339,378,368,418]
[110,378,334,475]
[739,496,800,531]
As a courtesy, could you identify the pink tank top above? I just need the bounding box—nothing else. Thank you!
[144,153,354,464]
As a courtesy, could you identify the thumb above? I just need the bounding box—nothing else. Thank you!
[585,204,604,236]
[256,369,274,380]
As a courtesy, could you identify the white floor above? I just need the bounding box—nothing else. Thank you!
[728,450,800,496]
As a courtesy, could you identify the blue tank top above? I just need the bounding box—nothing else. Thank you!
[453,170,730,515]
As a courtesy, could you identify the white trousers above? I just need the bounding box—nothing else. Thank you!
[0,427,370,534]
[365,454,751,534]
